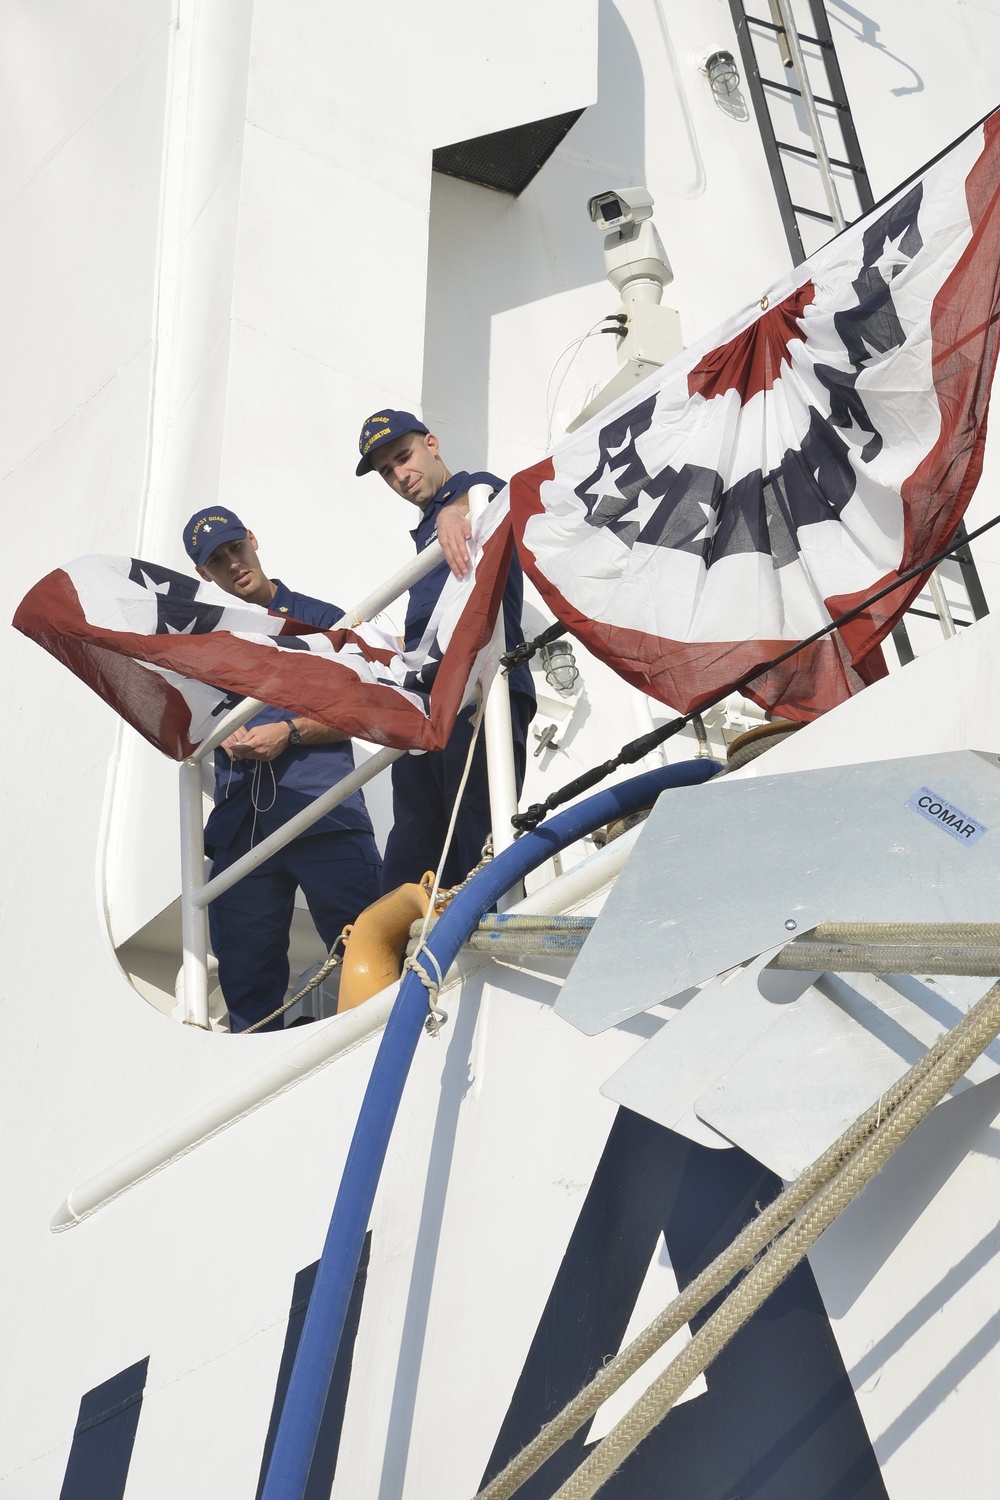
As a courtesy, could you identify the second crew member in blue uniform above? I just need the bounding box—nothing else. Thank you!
[183,508,382,1032]
[355,411,535,891]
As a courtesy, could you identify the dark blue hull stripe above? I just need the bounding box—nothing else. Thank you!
[256,1233,371,1498]
[483,1110,888,1500]
[58,1357,149,1500]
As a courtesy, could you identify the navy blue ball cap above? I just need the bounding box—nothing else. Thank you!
[356,409,429,475]
[183,507,249,567]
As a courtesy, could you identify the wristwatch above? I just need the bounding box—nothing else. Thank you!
[287,722,302,748]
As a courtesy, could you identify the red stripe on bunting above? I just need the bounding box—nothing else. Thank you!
[687,282,815,403]
[274,613,401,669]
[13,522,514,758]
[509,458,873,721]
[830,111,1000,660]
[12,569,202,758]
[512,114,1000,724]
[415,515,514,736]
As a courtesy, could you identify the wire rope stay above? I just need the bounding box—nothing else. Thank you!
[475,938,1000,1500]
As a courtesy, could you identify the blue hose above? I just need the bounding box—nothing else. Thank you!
[260,758,720,1498]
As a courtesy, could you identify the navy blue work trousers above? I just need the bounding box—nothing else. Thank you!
[208,826,382,1033]
[380,695,532,894]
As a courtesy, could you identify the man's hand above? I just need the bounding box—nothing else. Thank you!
[437,496,473,578]
[222,723,293,761]
[222,719,348,760]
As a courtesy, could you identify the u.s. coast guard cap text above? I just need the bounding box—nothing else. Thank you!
[355,410,429,476]
[183,508,249,567]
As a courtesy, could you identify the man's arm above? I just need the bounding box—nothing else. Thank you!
[222,718,349,762]
[436,493,473,578]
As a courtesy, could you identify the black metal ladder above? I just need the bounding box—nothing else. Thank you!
[728,0,874,265]
[727,0,990,655]
[890,522,990,665]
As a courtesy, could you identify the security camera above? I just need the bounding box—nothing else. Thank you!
[587,187,655,232]
[589,186,672,304]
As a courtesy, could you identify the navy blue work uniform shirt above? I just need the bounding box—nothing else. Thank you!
[406,471,536,709]
[204,579,373,853]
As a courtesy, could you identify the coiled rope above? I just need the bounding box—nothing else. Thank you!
[476,966,1000,1500]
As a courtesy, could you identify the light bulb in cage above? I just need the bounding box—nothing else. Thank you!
[705,50,740,101]
[539,639,580,695]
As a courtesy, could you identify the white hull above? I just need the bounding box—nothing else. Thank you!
[6,3,1000,1495]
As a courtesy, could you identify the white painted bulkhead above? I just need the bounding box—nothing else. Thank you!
[5,2,1000,1495]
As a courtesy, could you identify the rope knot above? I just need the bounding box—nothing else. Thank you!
[403,949,449,1035]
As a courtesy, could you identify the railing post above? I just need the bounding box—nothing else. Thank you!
[179,758,211,1028]
[483,614,518,859]
[773,0,846,231]
[929,569,958,639]
[191,747,403,909]
[173,532,484,1023]
[344,540,445,626]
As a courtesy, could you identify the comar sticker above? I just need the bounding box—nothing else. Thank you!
[906,786,988,845]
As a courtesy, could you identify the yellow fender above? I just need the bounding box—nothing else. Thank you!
[337,873,436,1012]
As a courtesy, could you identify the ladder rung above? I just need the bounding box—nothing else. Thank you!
[791,203,835,223]
[906,607,970,627]
[759,76,848,110]
[744,15,831,48]
[776,140,863,172]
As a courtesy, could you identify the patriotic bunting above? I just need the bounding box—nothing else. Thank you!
[18,112,1000,746]
[13,502,512,760]
[510,108,1000,722]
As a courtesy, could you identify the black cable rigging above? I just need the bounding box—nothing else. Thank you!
[508,511,1000,833]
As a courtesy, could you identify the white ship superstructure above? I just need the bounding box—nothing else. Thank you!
[5,3,1000,1496]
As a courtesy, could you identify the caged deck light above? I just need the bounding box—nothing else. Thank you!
[540,639,580,695]
[704,50,740,102]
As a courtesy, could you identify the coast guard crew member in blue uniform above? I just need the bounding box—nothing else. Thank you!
[183,508,381,1033]
[355,411,535,891]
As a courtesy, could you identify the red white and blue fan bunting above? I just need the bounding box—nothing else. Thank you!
[510,109,1000,721]
[13,503,512,760]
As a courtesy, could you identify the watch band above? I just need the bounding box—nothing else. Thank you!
[287,722,302,748]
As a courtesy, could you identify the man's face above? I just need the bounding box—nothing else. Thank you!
[196,531,272,606]
[374,431,447,508]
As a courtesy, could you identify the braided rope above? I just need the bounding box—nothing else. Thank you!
[772,939,1000,975]
[476,973,1000,1500]
[403,950,449,1036]
[815,922,1000,942]
[552,976,1000,1500]
[243,938,345,1034]
[437,834,495,909]
[405,701,486,1034]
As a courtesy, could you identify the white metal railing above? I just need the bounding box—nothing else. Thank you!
[179,509,519,1027]
[185,542,458,767]
[927,570,957,640]
[56,814,636,1229]
[178,747,404,1028]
